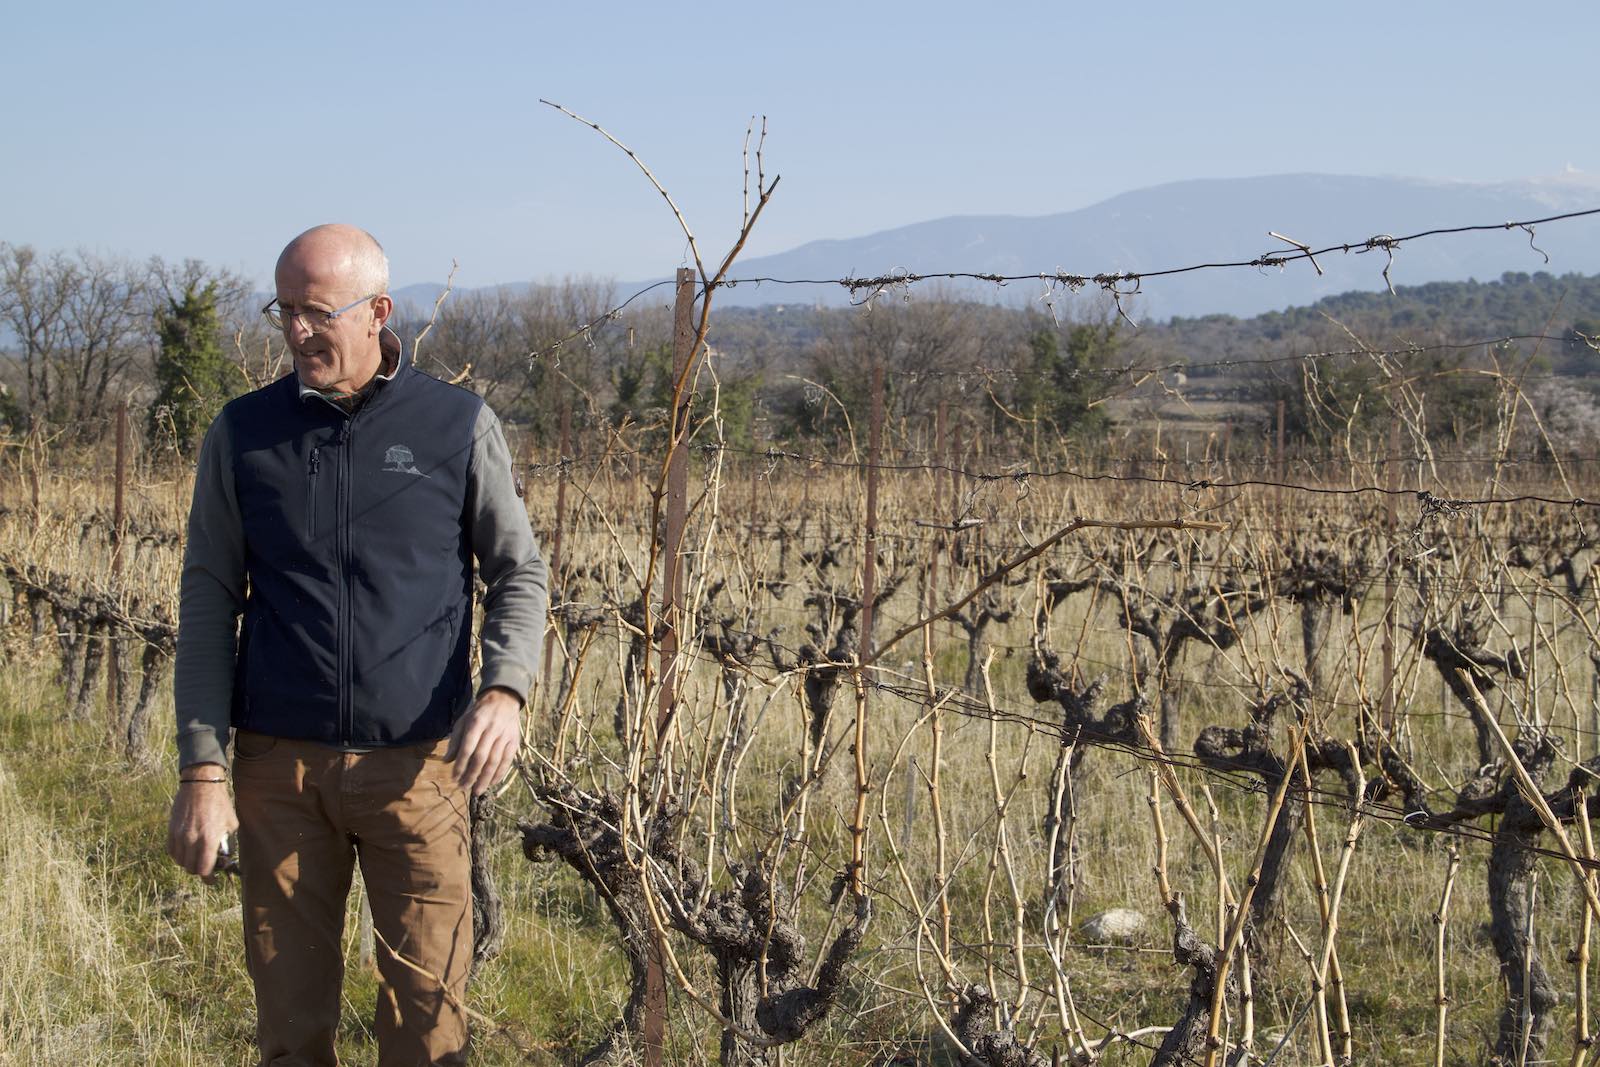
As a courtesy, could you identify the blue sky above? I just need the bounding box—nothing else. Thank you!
[4,0,1597,291]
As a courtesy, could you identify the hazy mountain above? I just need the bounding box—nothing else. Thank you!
[399,172,1600,323]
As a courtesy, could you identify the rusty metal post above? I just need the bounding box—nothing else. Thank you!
[1382,418,1400,735]
[1275,399,1286,528]
[28,426,41,517]
[931,401,946,593]
[748,448,759,537]
[950,420,964,572]
[104,401,129,718]
[112,400,127,576]
[801,452,811,518]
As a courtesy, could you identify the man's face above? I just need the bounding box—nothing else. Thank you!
[273,249,388,395]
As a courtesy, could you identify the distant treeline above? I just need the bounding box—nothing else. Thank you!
[1158,269,1600,377]
[4,238,1597,458]
[553,269,1600,452]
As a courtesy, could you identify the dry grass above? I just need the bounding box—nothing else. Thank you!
[0,676,206,1064]
[1,437,1597,1065]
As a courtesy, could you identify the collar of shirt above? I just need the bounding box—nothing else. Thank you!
[297,325,404,406]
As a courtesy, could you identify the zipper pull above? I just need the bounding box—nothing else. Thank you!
[308,446,321,475]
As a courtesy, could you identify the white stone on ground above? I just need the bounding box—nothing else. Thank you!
[1081,907,1146,943]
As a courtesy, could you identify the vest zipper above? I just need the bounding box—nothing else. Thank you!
[337,417,354,746]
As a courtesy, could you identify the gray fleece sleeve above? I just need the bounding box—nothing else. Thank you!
[174,413,245,769]
[467,403,548,703]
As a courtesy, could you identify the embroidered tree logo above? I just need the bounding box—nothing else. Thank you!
[383,445,425,476]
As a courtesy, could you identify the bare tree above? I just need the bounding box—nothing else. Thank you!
[1,245,252,438]
[48,250,148,434]
[0,243,76,430]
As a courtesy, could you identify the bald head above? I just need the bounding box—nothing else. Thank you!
[276,224,390,299]
[274,224,395,395]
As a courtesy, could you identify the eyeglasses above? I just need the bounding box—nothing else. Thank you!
[262,294,377,334]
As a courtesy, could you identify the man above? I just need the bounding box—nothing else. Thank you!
[166,224,547,1066]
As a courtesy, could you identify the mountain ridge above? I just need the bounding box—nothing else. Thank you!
[395,172,1600,322]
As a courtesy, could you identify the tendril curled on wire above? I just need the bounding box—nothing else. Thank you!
[1177,479,1214,516]
[1094,273,1142,328]
[1011,470,1031,503]
[1512,223,1549,264]
[1400,490,1473,559]
[842,268,916,309]
[1361,234,1401,295]
[1037,283,1061,328]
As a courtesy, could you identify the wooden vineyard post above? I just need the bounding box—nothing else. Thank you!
[850,363,884,897]
[630,448,641,515]
[859,363,884,669]
[542,396,571,693]
[657,266,694,753]
[644,267,695,1067]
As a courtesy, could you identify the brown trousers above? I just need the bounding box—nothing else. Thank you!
[233,730,472,1066]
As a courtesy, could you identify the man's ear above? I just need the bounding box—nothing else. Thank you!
[370,294,394,336]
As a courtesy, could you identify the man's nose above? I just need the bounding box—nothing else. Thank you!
[285,313,316,342]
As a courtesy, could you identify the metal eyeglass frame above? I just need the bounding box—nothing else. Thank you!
[261,293,379,334]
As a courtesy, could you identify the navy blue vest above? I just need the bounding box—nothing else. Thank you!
[224,363,485,747]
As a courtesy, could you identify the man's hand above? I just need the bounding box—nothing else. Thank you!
[167,764,239,883]
[447,686,523,796]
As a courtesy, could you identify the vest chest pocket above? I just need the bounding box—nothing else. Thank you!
[305,446,322,540]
